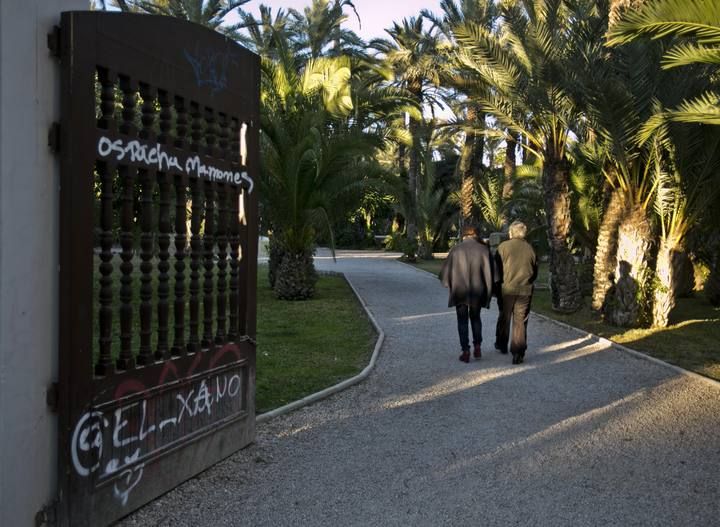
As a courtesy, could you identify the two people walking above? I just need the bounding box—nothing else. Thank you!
[440,221,537,365]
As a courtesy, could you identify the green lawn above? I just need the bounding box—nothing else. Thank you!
[409,257,720,381]
[256,266,377,413]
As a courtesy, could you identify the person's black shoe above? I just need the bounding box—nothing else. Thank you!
[511,354,519,364]
[517,355,524,364]
[494,342,508,354]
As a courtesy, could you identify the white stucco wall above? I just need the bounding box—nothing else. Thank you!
[0,1,85,525]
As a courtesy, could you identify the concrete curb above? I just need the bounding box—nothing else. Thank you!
[256,272,386,424]
[403,259,720,389]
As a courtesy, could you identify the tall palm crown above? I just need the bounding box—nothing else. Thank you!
[371,17,446,105]
[237,5,291,59]
[454,0,601,165]
[288,0,365,60]
[425,0,499,41]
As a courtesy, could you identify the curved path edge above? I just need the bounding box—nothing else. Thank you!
[403,260,720,389]
[256,272,385,424]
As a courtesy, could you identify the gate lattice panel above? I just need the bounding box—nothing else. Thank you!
[57,12,259,526]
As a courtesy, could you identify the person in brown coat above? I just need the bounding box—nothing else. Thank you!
[440,225,494,363]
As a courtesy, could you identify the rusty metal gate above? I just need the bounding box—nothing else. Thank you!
[55,11,259,526]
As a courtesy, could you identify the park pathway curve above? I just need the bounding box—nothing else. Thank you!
[121,251,720,527]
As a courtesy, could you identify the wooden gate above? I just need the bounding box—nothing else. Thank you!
[55,11,259,526]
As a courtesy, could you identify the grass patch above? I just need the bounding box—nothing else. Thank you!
[256,266,377,413]
[411,258,444,276]
[408,256,720,381]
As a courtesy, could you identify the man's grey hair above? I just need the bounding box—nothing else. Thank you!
[508,220,527,239]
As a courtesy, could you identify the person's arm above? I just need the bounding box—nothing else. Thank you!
[483,249,493,307]
[529,246,538,284]
[440,252,452,287]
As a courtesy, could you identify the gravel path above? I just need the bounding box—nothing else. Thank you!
[121,251,720,527]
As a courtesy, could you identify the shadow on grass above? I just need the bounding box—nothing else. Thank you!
[533,290,720,381]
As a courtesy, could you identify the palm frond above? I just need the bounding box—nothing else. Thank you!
[607,0,720,46]
[662,42,720,68]
[669,91,720,125]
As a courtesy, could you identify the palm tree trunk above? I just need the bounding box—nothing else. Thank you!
[591,188,625,310]
[543,157,581,312]
[705,248,720,306]
[472,110,486,176]
[274,248,318,300]
[652,237,677,327]
[503,133,516,200]
[458,134,476,223]
[267,234,285,289]
[616,204,654,325]
[459,176,474,223]
[609,0,646,27]
[407,116,420,241]
[499,133,516,229]
[458,107,486,224]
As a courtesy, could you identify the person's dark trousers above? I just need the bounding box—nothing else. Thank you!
[493,284,504,351]
[456,304,482,351]
[495,294,532,358]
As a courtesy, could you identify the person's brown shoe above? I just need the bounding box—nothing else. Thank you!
[473,343,482,359]
[459,350,470,363]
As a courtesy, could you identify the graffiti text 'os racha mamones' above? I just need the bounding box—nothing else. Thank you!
[71,368,247,506]
[96,133,254,193]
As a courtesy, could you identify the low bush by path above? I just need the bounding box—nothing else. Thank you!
[409,257,720,381]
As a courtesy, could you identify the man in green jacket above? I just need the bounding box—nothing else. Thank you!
[494,221,538,364]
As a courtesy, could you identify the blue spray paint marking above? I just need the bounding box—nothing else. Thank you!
[184,44,237,95]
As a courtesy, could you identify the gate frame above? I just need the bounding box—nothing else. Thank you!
[56,11,259,526]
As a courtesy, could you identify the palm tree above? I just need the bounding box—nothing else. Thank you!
[260,40,379,299]
[371,16,446,246]
[650,128,720,326]
[452,0,608,312]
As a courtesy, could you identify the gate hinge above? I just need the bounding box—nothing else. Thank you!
[47,26,61,58]
[35,499,57,527]
[48,123,60,153]
[46,382,59,413]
